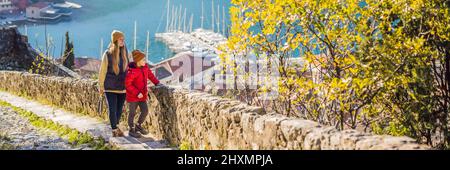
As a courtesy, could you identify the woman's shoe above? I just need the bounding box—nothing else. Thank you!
[135,124,149,135]
[112,129,118,137]
[116,128,125,137]
[128,127,142,138]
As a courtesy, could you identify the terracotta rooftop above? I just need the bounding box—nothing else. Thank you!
[74,57,101,73]
[150,52,216,81]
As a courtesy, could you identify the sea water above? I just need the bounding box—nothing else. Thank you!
[18,0,231,63]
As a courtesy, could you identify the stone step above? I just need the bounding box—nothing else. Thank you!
[0,91,176,150]
[109,132,175,150]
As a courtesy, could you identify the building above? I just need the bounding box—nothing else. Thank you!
[0,0,15,12]
[73,57,102,78]
[150,51,217,86]
[11,0,29,10]
[25,2,48,19]
[25,2,72,22]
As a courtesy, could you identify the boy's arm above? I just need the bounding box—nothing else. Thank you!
[125,70,141,96]
[147,67,160,85]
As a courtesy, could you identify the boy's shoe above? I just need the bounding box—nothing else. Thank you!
[135,124,149,135]
[128,127,142,138]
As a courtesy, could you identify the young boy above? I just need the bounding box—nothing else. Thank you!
[125,50,160,138]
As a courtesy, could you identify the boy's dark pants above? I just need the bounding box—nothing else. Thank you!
[128,101,149,128]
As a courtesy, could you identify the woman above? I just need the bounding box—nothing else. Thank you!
[98,30,129,137]
[125,50,160,138]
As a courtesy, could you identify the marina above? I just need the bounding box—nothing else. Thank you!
[152,0,228,62]
[155,29,226,57]
[152,29,226,86]
[149,0,230,86]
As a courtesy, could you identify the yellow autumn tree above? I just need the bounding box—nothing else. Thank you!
[223,0,450,148]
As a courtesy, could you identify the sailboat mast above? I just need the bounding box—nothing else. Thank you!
[166,0,170,32]
[145,31,150,61]
[134,20,137,50]
[217,5,220,34]
[211,0,214,32]
[173,7,179,32]
[99,38,103,59]
[171,6,175,32]
[222,6,226,35]
[183,8,187,32]
[201,0,204,29]
[178,5,182,32]
[189,14,193,33]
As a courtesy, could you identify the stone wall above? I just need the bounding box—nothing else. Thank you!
[0,71,102,119]
[0,25,79,78]
[0,71,430,150]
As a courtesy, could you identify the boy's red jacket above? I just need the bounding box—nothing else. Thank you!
[125,62,160,102]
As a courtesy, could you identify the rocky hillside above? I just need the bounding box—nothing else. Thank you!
[0,25,79,78]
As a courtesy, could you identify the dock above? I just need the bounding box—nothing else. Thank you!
[151,29,228,88]
[53,1,83,9]
[155,29,227,57]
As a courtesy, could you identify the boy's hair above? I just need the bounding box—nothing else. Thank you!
[132,50,145,62]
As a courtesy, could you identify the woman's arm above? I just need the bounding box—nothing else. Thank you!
[98,52,108,91]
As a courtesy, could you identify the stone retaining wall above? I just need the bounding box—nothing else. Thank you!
[0,71,430,150]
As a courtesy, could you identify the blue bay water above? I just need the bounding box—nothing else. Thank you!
[18,0,232,63]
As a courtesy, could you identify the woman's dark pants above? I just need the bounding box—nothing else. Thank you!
[105,92,126,129]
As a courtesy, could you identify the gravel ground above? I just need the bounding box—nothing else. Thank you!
[0,106,93,150]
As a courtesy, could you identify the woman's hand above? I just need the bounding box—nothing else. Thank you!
[138,93,144,98]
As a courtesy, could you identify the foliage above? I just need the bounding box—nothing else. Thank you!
[223,0,450,148]
[62,31,75,70]
[179,141,192,150]
[29,53,53,75]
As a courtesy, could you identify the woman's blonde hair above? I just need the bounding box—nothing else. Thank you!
[108,40,128,75]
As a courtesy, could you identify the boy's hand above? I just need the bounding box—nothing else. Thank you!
[138,93,144,98]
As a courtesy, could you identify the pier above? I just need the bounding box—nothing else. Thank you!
[155,28,226,57]
[152,29,226,87]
